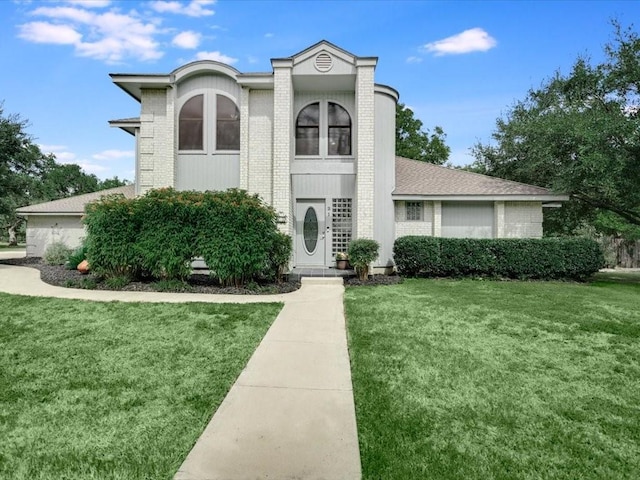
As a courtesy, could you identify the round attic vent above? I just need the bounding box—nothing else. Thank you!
[315,52,333,72]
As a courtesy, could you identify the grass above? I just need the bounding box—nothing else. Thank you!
[0,293,281,480]
[345,277,640,479]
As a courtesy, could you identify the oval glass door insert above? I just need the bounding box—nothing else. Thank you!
[303,207,319,253]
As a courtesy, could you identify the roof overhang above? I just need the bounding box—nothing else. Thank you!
[392,194,570,202]
[109,74,171,102]
[16,211,83,216]
[108,118,140,136]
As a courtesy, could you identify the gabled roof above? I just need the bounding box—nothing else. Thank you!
[394,157,568,201]
[16,185,135,215]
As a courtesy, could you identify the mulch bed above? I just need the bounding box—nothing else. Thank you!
[2,257,402,294]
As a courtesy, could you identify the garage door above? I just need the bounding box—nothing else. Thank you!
[441,202,494,238]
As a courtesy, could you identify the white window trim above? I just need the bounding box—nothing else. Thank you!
[177,90,240,154]
[295,100,353,159]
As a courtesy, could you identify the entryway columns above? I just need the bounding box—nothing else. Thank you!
[355,58,377,239]
[272,59,294,236]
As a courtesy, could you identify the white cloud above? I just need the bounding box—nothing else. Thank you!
[406,56,422,64]
[150,0,215,17]
[39,145,77,162]
[172,30,201,49]
[195,50,237,64]
[65,0,111,7]
[20,5,163,63]
[423,28,497,56]
[18,21,82,44]
[77,162,109,174]
[264,32,274,38]
[92,149,134,160]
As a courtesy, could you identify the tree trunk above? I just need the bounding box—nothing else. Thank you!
[7,224,18,246]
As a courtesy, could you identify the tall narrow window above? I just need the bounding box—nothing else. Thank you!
[296,103,320,155]
[179,94,203,150]
[216,95,240,150]
[328,102,351,155]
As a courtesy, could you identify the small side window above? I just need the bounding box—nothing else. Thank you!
[406,201,422,221]
[216,95,240,150]
[179,95,203,150]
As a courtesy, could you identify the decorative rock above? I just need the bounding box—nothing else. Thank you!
[77,259,90,274]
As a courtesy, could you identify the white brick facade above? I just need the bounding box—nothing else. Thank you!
[504,201,543,238]
[394,201,435,238]
[247,90,274,205]
[272,64,293,235]
[138,89,174,195]
[355,63,375,239]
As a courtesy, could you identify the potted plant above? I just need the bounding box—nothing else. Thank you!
[335,252,349,270]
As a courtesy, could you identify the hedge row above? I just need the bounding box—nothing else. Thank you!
[393,236,604,280]
[84,188,291,286]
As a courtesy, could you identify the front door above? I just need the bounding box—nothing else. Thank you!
[296,200,326,266]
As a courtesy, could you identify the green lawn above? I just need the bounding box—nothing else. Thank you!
[345,277,640,479]
[0,293,281,480]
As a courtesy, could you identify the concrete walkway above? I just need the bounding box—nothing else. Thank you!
[0,255,362,479]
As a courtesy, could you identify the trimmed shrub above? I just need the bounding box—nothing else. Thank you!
[83,188,290,286]
[393,236,604,281]
[348,239,380,281]
[267,231,293,283]
[84,193,142,277]
[43,241,72,265]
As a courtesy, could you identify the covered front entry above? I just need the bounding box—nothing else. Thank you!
[295,199,328,266]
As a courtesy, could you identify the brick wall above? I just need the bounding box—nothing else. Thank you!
[394,201,434,238]
[355,65,375,239]
[504,201,543,238]
[272,66,292,235]
[138,88,175,195]
[247,89,274,205]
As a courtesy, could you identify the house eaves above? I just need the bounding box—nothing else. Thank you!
[16,185,135,215]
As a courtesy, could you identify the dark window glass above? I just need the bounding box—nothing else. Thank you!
[303,207,319,253]
[216,95,240,150]
[296,103,319,155]
[179,95,203,150]
[328,102,351,155]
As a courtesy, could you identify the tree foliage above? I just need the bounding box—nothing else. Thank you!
[0,103,128,244]
[471,22,640,236]
[396,103,450,164]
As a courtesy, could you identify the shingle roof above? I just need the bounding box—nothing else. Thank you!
[16,185,135,215]
[394,156,565,198]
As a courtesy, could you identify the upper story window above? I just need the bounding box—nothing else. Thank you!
[296,103,320,155]
[327,103,351,155]
[178,93,239,152]
[295,101,351,157]
[179,94,204,150]
[216,95,240,150]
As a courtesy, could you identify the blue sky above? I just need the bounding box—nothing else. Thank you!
[1,0,638,181]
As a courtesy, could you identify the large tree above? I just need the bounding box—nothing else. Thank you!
[471,22,640,236]
[396,103,450,164]
[0,104,128,245]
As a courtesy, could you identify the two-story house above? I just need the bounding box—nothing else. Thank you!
[18,41,567,269]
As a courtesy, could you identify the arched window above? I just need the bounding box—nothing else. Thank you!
[296,103,320,155]
[328,102,351,156]
[216,95,240,150]
[178,94,203,150]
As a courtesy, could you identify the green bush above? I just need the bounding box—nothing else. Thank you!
[267,231,293,283]
[43,241,72,265]
[65,243,88,270]
[83,188,290,286]
[348,239,380,281]
[393,236,604,281]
